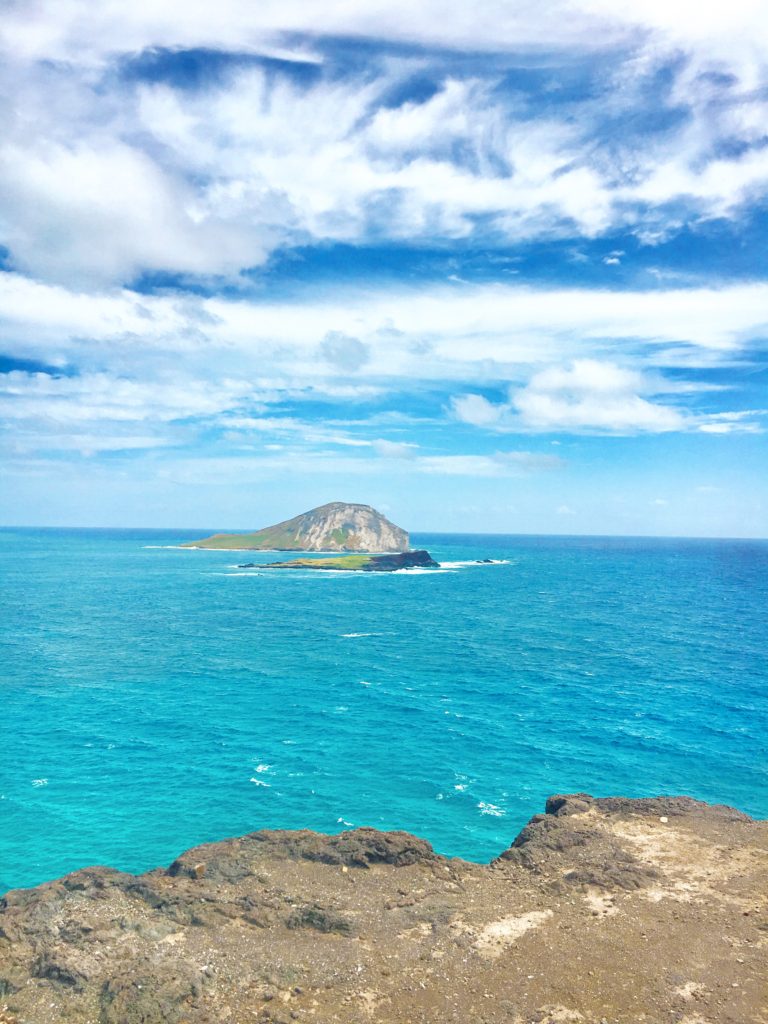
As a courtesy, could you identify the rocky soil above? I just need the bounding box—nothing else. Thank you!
[1,794,766,1024]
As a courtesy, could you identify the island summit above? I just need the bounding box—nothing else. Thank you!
[184,502,439,571]
[184,502,408,552]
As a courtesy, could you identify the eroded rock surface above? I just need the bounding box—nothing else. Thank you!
[183,502,409,553]
[1,796,766,1024]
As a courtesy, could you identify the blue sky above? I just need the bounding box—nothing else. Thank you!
[1,1,767,535]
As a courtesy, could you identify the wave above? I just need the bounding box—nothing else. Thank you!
[204,572,266,577]
[391,567,456,574]
[478,801,505,817]
[141,545,197,550]
[439,559,511,568]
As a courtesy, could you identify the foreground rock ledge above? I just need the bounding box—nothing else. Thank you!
[1,796,766,1024]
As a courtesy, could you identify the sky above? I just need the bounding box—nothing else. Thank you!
[1,1,767,536]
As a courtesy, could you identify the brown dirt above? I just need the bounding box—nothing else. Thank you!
[1,794,766,1024]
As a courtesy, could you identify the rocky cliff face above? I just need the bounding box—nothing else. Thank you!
[184,502,409,552]
[1,794,765,1024]
[282,502,408,552]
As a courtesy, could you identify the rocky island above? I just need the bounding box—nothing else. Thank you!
[1,794,765,1024]
[237,550,439,572]
[183,502,409,553]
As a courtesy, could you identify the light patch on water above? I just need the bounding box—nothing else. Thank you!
[249,778,271,787]
[341,632,375,638]
[31,778,48,787]
[478,801,505,817]
[253,763,271,773]
[337,817,354,826]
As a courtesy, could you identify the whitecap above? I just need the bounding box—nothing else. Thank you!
[439,559,510,568]
[337,817,354,826]
[391,567,456,574]
[253,763,272,773]
[341,632,375,638]
[31,778,48,787]
[478,801,505,817]
[249,778,271,787]
[142,545,199,550]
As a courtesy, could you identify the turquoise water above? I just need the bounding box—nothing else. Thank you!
[1,528,766,892]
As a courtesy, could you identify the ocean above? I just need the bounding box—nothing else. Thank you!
[1,528,766,893]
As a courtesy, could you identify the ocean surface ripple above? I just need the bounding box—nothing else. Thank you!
[1,528,766,892]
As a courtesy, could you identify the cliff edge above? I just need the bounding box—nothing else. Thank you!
[1,794,765,1024]
[182,502,409,552]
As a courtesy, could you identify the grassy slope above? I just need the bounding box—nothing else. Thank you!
[181,525,301,549]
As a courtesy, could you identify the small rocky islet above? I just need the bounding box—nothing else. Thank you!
[183,502,411,554]
[237,550,440,572]
[185,502,442,571]
[1,794,765,1024]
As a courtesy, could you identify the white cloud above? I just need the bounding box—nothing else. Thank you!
[3,1,767,67]
[1,4,767,285]
[450,394,505,427]
[1,275,766,456]
[0,142,266,287]
[373,439,419,458]
[512,359,686,433]
[415,451,563,476]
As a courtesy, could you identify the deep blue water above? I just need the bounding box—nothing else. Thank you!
[1,528,766,893]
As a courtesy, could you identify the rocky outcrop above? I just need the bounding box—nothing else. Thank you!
[244,549,439,571]
[183,502,409,552]
[1,795,766,1024]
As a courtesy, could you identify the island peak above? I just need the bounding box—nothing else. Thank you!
[183,501,408,553]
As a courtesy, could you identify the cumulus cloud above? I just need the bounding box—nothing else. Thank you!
[514,360,688,432]
[512,359,686,434]
[451,394,505,428]
[453,360,689,434]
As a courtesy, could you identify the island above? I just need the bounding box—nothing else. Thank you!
[237,550,439,572]
[1,794,765,1024]
[182,501,409,552]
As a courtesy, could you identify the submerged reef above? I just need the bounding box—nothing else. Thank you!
[1,794,766,1023]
